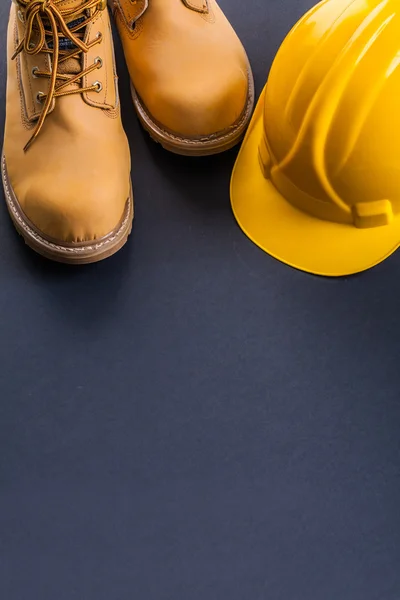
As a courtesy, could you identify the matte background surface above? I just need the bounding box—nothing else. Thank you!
[1,1,400,599]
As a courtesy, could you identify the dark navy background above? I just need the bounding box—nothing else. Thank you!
[1,1,399,598]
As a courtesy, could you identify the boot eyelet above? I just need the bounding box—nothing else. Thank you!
[36,92,45,104]
[96,32,103,42]
[94,57,103,68]
[17,10,25,23]
[32,67,39,78]
[93,81,103,93]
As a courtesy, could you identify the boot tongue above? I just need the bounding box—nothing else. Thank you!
[47,0,94,75]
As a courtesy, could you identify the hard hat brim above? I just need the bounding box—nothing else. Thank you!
[231,87,400,277]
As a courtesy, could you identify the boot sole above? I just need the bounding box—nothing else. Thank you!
[1,154,134,265]
[130,68,255,156]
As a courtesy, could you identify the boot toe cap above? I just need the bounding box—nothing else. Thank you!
[143,63,250,139]
[19,176,129,244]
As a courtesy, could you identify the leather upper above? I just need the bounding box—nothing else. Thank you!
[4,1,131,243]
[111,0,250,137]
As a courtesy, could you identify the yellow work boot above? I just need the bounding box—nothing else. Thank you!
[109,0,254,156]
[2,0,133,264]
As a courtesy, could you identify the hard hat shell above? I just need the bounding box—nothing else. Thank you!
[231,0,400,276]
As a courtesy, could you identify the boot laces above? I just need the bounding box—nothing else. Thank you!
[13,0,106,151]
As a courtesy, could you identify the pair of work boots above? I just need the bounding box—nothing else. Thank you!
[2,0,254,263]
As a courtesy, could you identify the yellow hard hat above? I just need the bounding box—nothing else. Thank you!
[231,0,400,276]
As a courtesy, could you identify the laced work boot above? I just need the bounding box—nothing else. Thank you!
[2,0,133,264]
[109,0,254,156]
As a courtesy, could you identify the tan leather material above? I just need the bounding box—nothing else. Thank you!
[82,10,117,108]
[3,3,131,245]
[56,0,94,10]
[113,0,251,139]
[15,16,54,121]
[112,0,148,27]
[14,0,103,116]
[181,0,209,14]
